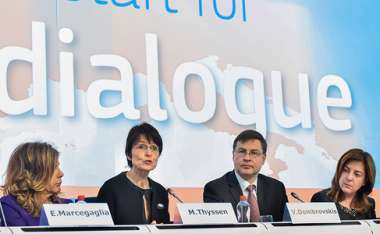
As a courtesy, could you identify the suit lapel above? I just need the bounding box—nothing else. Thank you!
[226,171,243,206]
[257,174,265,213]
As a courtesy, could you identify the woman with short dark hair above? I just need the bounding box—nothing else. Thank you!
[0,142,67,226]
[97,122,169,224]
[311,148,376,219]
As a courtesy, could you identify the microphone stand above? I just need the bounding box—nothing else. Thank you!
[167,188,184,203]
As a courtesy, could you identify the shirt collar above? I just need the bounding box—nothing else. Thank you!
[234,170,258,192]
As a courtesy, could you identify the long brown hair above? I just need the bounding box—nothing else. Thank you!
[2,142,60,217]
[328,148,376,213]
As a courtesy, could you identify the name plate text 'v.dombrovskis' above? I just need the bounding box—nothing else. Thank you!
[284,202,340,224]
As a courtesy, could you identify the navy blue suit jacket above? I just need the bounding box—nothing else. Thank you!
[203,171,288,221]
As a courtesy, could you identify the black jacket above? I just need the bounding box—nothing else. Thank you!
[311,188,376,220]
[203,170,288,221]
[97,172,170,225]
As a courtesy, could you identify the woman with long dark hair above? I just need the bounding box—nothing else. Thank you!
[311,148,376,219]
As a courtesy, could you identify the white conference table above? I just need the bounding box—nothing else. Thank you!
[2,220,380,234]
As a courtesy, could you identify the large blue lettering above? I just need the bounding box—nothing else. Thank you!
[213,0,236,20]
[111,0,140,8]
[69,0,248,22]
[198,0,247,22]
[164,0,178,14]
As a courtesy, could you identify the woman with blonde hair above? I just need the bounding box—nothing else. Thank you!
[0,142,67,226]
[311,148,376,220]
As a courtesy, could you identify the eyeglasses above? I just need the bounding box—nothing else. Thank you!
[134,143,159,153]
[235,148,264,158]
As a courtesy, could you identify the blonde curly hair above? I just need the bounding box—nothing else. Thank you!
[2,142,61,217]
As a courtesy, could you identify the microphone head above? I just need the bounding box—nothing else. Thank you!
[166,187,184,203]
[290,192,304,202]
[166,188,173,194]
[290,192,299,198]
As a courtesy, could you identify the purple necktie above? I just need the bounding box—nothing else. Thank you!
[247,184,260,222]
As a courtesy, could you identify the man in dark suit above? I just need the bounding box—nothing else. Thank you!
[203,130,288,222]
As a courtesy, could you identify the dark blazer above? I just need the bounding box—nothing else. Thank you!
[311,188,376,220]
[97,172,170,225]
[203,170,288,221]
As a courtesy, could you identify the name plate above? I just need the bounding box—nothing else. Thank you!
[284,202,340,224]
[177,203,237,224]
[40,203,114,226]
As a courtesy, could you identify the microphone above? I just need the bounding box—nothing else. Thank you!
[290,192,304,203]
[167,188,184,203]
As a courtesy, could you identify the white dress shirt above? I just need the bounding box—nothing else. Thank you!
[234,170,258,197]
